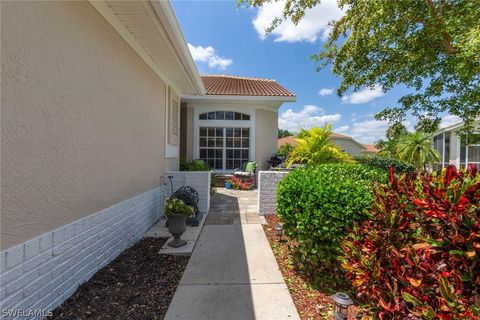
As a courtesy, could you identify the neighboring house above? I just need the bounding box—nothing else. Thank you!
[1,0,292,314]
[278,133,378,156]
[432,119,480,171]
[180,75,296,172]
[361,143,380,155]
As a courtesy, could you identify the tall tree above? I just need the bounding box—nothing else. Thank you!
[278,128,294,138]
[396,131,440,171]
[242,0,480,135]
[375,122,408,157]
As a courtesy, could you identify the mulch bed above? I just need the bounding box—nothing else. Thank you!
[49,238,189,320]
[263,215,360,320]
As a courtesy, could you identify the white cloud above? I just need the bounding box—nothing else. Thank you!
[279,104,341,132]
[341,85,385,104]
[187,43,233,70]
[348,119,390,143]
[318,88,334,96]
[334,118,390,143]
[252,0,344,43]
[440,115,462,128]
[335,125,350,133]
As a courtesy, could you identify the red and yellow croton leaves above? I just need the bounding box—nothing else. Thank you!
[341,165,480,319]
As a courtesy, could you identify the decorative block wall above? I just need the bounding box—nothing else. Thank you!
[165,171,211,214]
[0,186,164,319]
[258,171,289,215]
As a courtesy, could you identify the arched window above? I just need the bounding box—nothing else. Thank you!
[199,111,250,121]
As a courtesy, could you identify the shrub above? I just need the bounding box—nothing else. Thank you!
[276,164,387,279]
[341,165,480,319]
[180,159,210,171]
[353,154,415,174]
[277,143,295,157]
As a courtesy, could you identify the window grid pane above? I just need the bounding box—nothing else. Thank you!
[200,126,250,170]
[199,112,250,121]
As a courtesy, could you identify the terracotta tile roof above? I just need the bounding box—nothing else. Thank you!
[201,75,295,97]
[278,136,297,147]
[329,132,351,139]
[362,144,379,153]
[278,133,377,154]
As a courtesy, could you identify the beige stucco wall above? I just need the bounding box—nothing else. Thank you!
[1,1,170,250]
[330,138,365,156]
[255,109,278,171]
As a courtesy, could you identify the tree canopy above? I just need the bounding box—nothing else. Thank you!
[396,131,440,171]
[278,128,294,138]
[242,0,480,135]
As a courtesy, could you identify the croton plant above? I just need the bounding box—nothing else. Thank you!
[341,165,480,319]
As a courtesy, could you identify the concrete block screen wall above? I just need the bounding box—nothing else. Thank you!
[258,171,289,215]
[165,171,211,215]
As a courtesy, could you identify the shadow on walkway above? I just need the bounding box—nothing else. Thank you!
[164,190,299,320]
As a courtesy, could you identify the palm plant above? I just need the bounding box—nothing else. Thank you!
[286,125,351,167]
[396,131,440,171]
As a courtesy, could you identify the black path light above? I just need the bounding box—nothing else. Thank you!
[274,222,283,236]
[330,292,354,320]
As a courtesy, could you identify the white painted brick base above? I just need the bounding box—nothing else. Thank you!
[165,171,211,214]
[258,171,290,215]
[0,186,164,319]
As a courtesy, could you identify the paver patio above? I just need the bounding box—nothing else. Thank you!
[164,189,300,320]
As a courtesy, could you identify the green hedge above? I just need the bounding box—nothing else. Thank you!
[353,155,415,174]
[276,163,387,277]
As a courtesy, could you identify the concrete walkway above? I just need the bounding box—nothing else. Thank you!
[165,189,300,320]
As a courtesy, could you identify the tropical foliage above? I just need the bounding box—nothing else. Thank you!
[277,142,294,157]
[276,164,387,283]
[341,165,480,319]
[396,132,440,171]
[353,155,415,174]
[376,123,409,158]
[241,0,480,136]
[286,125,351,167]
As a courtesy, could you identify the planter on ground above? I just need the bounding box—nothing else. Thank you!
[167,214,187,248]
[165,198,194,248]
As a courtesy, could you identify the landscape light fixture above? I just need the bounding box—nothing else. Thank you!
[330,292,354,320]
[274,223,283,236]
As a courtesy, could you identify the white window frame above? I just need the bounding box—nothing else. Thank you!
[193,105,256,173]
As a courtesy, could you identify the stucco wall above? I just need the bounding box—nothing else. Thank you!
[255,109,278,171]
[330,138,365,156]
[1,1,170,250]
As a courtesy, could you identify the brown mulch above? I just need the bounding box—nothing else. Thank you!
[263,215,360,320]
[49,238,189,320]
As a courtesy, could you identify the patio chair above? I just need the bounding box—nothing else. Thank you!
[234,161,257,185]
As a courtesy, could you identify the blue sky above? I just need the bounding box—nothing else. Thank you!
[172,0,460,144]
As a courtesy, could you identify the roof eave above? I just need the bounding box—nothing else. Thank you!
[88,0,205,95]
[151,1,205,95]
[181,94,297,103]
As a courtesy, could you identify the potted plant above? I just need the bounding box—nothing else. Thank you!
[165,198,194,248]
[225,178,232,189]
